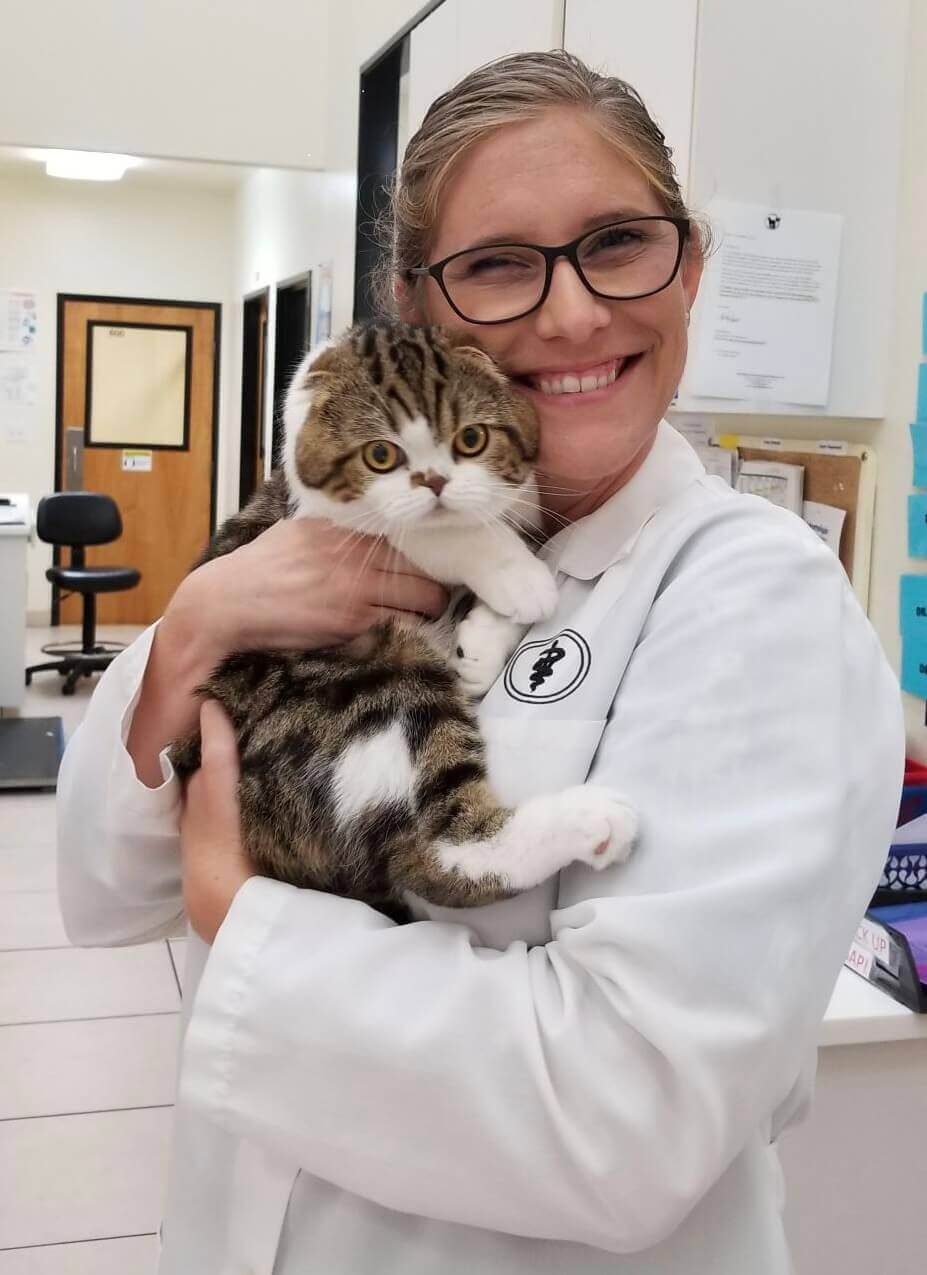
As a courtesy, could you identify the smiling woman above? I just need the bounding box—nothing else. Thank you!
[56,47,904,1275]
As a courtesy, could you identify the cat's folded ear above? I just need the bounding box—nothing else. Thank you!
[305,341,340,377]
[438,329,508,383]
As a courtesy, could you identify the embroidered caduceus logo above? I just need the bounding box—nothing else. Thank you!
[504,629,592,704]
[529,638,566,692]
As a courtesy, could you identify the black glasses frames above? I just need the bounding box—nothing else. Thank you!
[407,215,691,325]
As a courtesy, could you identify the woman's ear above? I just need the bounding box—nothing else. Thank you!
[394,276,424,324]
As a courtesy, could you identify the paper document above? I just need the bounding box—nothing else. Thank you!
[689,200,842,406]
[736,460,804,514]
[0,291,38,351]
[802,501,846,555]
[0,355,38,407]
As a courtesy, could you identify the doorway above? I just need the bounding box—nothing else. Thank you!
[239,288,269,507]
[55,293,220,626]
[271,274,312,469]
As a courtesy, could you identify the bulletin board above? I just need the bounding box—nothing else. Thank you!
[713,434,877,610]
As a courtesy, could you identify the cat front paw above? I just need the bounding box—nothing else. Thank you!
[452,604,526,697]
[499,785,639,888]
[474,556,559,624]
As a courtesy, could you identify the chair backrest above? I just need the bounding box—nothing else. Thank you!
[36,492,123,548]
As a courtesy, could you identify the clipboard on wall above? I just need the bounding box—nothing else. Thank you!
[712,434,877,611]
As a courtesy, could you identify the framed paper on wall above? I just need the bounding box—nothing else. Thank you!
[84,320,192,450]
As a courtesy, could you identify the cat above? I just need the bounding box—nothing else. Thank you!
[170,322,637,916]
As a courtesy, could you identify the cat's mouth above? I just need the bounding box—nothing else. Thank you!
[516,353,644,397]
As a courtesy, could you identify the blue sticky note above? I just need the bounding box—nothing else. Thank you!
[912,423,927,487]
[901,638,927,698]
[910,495,927,557]
[900,574,927,634]
[919,363,927,423]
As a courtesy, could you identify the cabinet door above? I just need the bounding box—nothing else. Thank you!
[406,0,563,141]
[564,0,698,195]
[676,0,908,418]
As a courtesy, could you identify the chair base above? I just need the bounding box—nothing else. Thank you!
[25,652,118,696]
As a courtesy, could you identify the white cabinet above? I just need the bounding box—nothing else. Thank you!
[405,0,562,139]
[675,0,909,418]
[563,0,698,195]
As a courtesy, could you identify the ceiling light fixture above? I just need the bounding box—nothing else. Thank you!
[43,150,138,181]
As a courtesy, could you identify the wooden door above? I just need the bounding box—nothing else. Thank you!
[57,295,219,625]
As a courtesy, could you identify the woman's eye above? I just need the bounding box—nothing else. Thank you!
[362,440,404,472]
[453,424,489,457]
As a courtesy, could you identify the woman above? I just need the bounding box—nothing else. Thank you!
[58,51,903,1274]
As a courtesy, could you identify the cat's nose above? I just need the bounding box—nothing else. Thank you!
[412,471,448,497]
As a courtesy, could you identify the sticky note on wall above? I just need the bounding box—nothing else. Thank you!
[901,639,927,698]
[919,363,927,423]
[909,494,927,557]
[912,423,927,487]
[900,574,927,635]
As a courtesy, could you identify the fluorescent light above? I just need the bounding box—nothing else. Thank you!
[43,150,138,181]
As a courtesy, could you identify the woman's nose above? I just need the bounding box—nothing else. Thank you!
[533,258,612,343]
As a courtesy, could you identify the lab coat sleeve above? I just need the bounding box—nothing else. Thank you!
[56,623,186,946]
[179,514,904,1253]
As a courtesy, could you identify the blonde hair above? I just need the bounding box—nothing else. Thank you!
[375,48,710,314]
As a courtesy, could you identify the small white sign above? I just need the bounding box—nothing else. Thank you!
[856,918,897,972]
[122,449,153,472]
[845,942,874,979]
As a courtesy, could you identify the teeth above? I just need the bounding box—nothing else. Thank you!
[531,356,631,396]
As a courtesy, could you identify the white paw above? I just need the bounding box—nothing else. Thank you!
[500,785,639,889]
[475,556,559,624]
[451,605,526,698]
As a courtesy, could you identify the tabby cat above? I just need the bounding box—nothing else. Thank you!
[171,322,636,914]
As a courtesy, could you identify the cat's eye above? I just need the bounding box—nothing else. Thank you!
[453,424,489,457]
[362,440,404,472]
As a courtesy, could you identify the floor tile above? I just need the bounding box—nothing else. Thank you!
[0,1014,180,1120]
[0,1106,172,1249]
[0,793,57,851]
[0,845,57,893]
[0,891,68,950]
[0,1234,159,1275]
[0,944,179,1025]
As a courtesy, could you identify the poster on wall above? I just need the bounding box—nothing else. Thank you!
[0,290,38,350]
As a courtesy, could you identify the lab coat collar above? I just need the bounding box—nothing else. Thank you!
[542,420,706,581]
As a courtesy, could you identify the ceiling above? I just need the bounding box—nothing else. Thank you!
[0,146,260,191]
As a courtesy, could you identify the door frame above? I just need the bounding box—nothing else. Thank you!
[239,286,270,508]
[52,292,222,625]
[271,271,312,469]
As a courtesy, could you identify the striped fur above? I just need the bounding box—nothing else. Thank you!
[170,323,561,915]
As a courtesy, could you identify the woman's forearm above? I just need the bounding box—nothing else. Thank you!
[126,606,224,788]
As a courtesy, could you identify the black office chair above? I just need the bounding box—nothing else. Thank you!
[25,493,141,695]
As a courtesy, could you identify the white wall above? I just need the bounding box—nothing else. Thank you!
[0,0,329,169]
[0,173,236,616]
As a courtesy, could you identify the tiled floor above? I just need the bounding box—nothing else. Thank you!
[1,627,177,1274]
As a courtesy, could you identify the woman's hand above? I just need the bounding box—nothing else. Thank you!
[180,700,256,945]
[128,517,448,788]
[167,517,449,659]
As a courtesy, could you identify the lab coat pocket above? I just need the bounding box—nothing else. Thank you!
[480,715,608,805]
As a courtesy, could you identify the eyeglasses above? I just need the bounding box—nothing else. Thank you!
[407,216,690,326]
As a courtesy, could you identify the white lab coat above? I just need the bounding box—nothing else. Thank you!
[57,422,904,1275]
